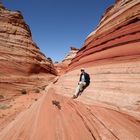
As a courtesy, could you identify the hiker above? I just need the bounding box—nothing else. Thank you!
[72,68,90,99]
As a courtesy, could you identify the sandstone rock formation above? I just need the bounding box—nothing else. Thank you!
[69,0,140,69]
[0,3,56,99]
[63,47,79,64]
[0,87,140,140]
[54,47,79,75]
[55,0,140,110]
[0,0,140,140]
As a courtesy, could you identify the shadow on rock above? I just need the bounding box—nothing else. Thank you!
[52,100,61,110]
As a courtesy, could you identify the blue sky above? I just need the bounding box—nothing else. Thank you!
[3,0,115,62]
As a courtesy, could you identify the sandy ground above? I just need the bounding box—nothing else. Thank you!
[0,91,43,132]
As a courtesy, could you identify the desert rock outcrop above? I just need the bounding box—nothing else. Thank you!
[0,3,56,99]
[54,47,79,75]
[0,0,140,140]
[55,0,140,110]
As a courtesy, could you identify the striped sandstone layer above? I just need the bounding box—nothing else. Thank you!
[0,3,56,99]
[0,1,140,140]
[54,0,140,110]
[54,47,79,75]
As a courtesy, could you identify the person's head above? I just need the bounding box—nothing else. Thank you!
[80,68,85,74]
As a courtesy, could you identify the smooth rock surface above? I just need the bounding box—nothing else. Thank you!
[0,87,140,140]
[59,0,140,111]
[54,0,140,133]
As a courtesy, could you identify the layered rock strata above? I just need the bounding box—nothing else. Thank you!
[0,1,140,139]
[0,87,140,140]
[54,47,79,75]
[0,3,56,98]
[63,47,79,64]
[55,0,140,113]
[69,0,140,69]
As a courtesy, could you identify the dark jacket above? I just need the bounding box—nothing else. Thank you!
[79,72,90,86]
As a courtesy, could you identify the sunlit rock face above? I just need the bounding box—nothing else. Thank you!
[0,1,140,140]
[69,0,140,68]
[54,47,79,75]
[0,3,56,98]
[63,47,79,63]
[55,0,140,111]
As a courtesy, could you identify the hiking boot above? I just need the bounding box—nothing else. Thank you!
[72,95,77,99]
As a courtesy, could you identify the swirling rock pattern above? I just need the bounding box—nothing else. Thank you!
[0,87,140,140]
[0,1,140,140]
[69,0,140,69]
[60,0,140,109]
[54,1,140,138]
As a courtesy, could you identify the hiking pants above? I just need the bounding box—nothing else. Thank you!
[74,81,86,96]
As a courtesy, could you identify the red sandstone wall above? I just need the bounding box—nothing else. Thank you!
[0,1,140,139]
[54,47,79,75]
[0,4,56,98]
[69,0,140,69]
[54,0,140,113]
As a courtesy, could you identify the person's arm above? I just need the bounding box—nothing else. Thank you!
[78,74,82,84]
[79,74,81,81]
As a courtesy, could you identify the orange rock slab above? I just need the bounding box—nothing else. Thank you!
[0,87,140,140]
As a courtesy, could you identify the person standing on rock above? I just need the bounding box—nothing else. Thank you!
[72,68,90,99]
